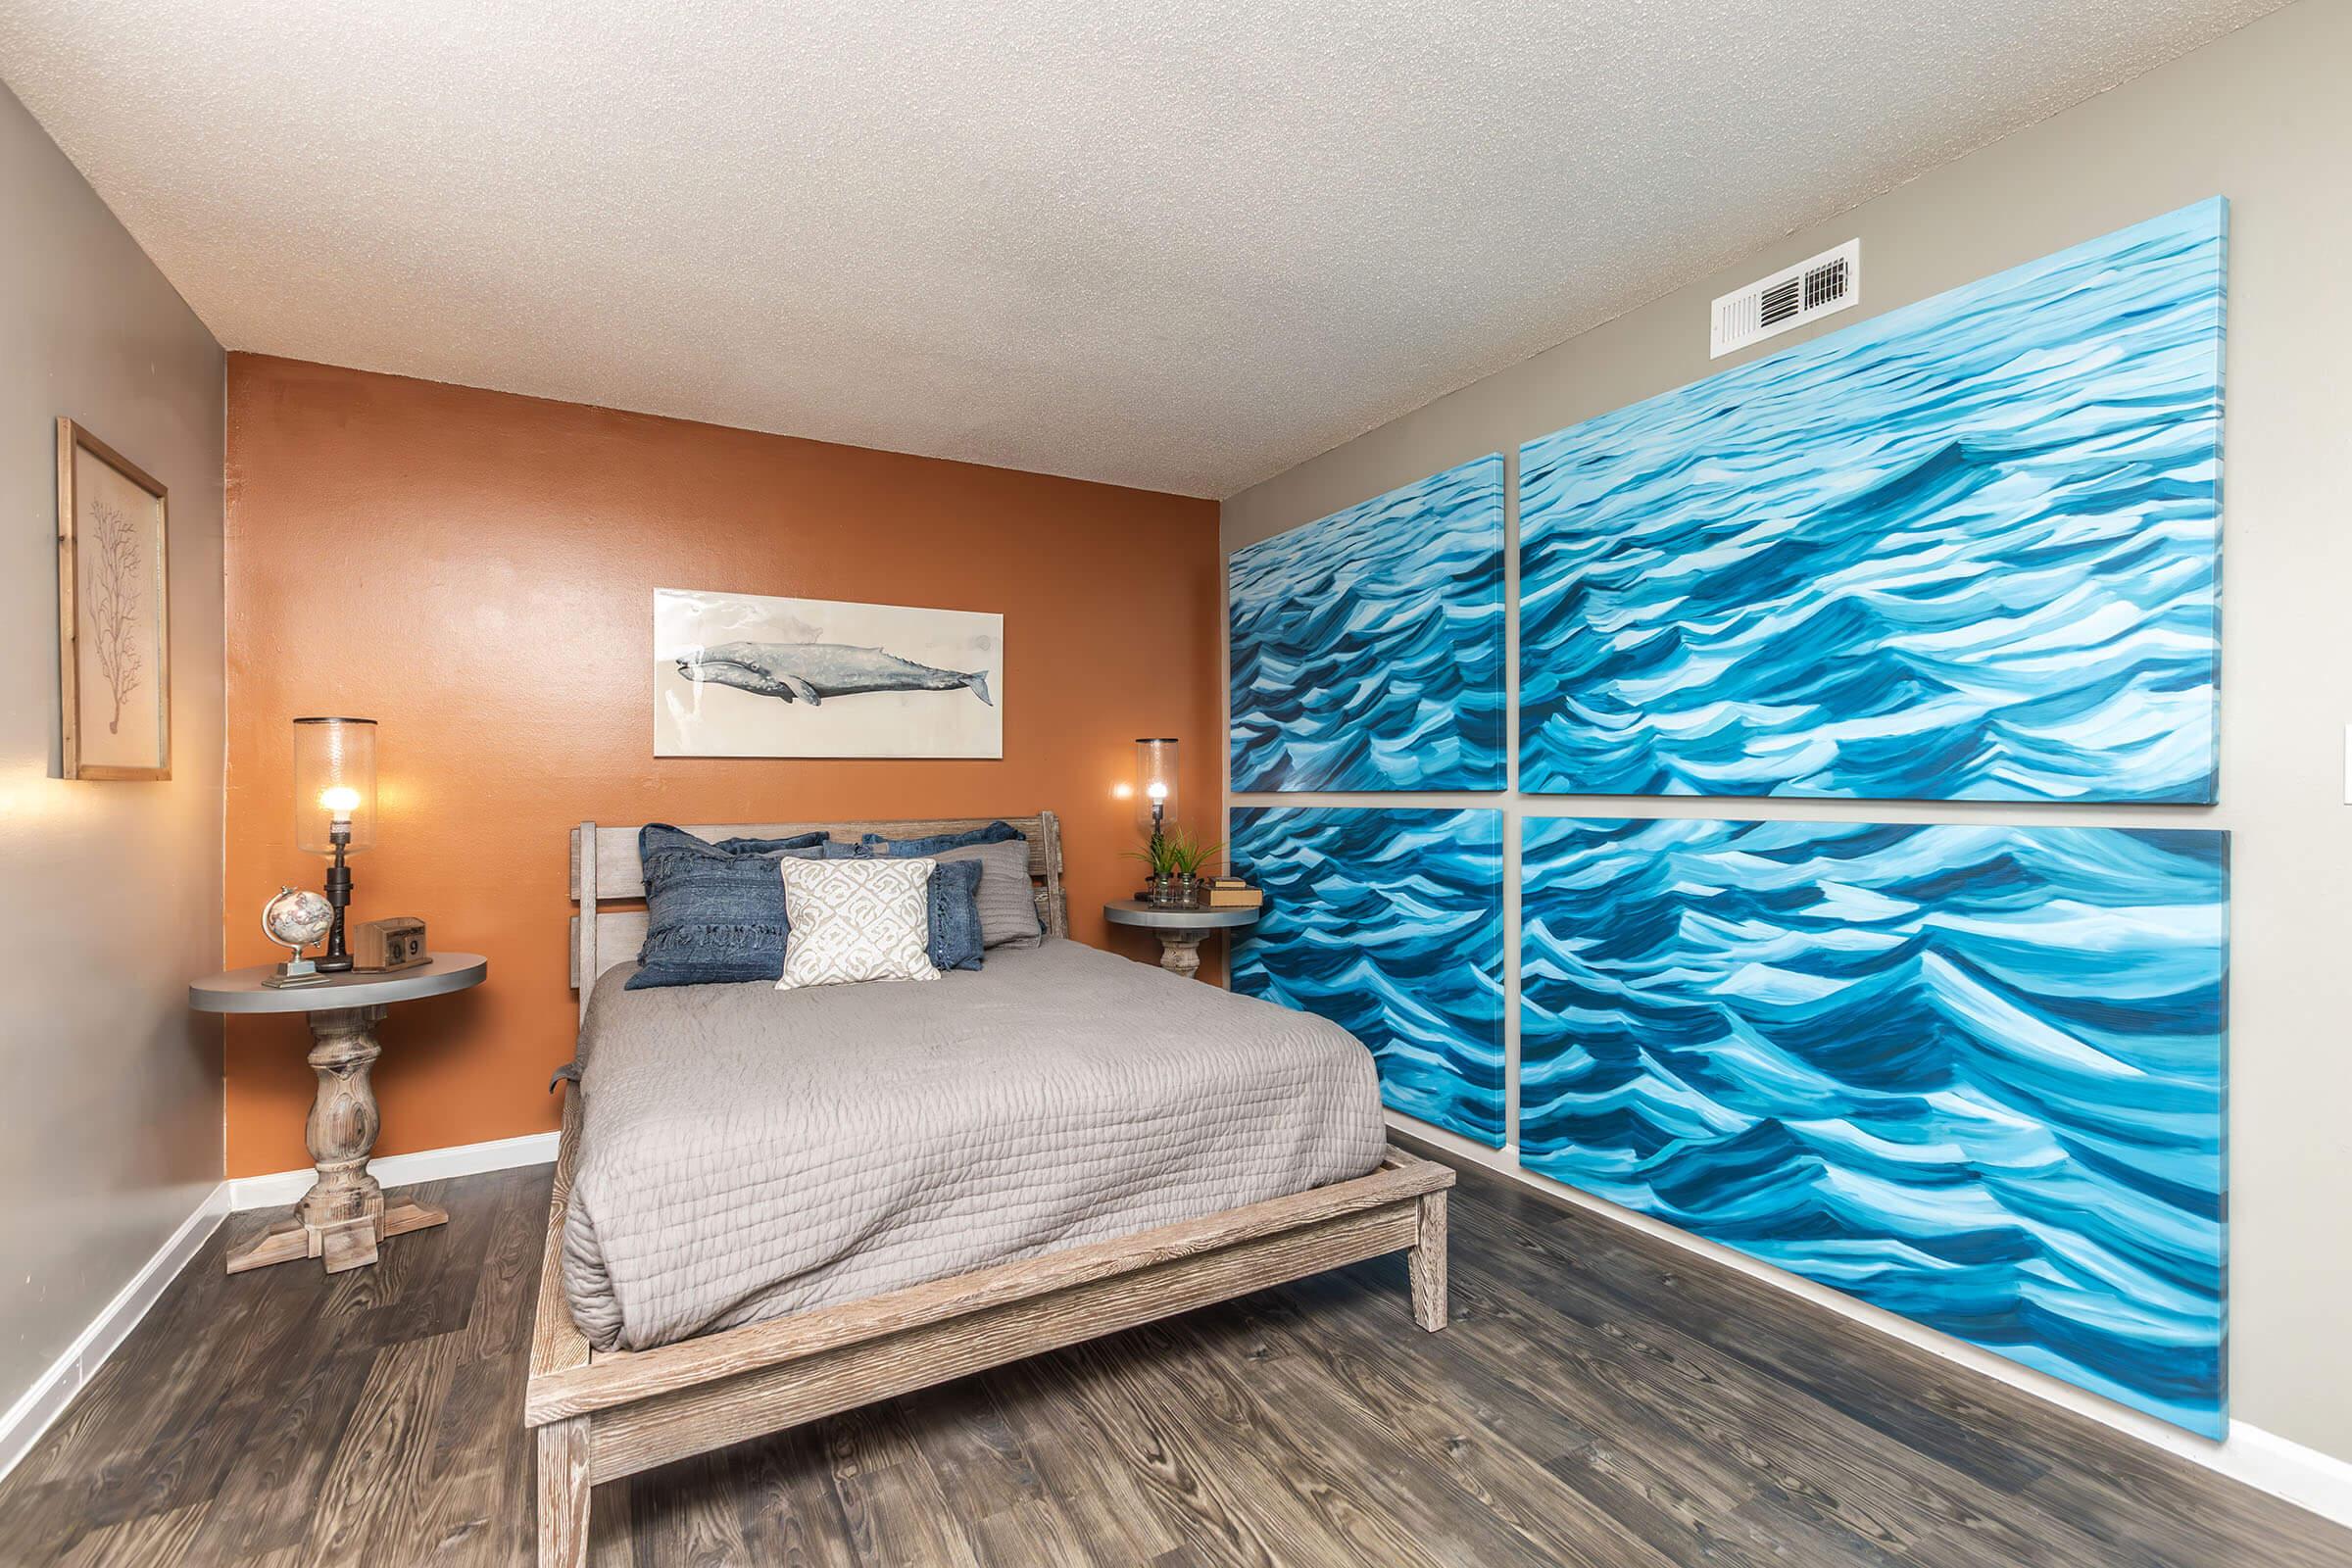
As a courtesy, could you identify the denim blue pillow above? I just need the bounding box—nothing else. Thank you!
[628,824,825,990]
[714,830,832,856]
[862,820,1023,857]
[714,833,868,861]
[925,858,986,971]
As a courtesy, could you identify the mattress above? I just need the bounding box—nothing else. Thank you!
[561,938,1388,1352]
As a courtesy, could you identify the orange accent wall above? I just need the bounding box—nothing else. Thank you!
[223,355,1223,1177]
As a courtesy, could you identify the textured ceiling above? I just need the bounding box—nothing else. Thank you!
[0,1,2281,497]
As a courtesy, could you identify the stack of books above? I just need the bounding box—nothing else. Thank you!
[1200,876,1262,909]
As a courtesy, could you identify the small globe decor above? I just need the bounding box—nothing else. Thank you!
[262,885,336,989]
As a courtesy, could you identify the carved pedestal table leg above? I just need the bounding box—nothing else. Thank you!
[225,1004,448,1274]
[1153,931,1207,979]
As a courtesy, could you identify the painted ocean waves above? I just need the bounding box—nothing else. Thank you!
[1518,817,2228,1435]
[1520,199,2226,804]
[1231,807,1505,1147]
[1230,455,1505,792]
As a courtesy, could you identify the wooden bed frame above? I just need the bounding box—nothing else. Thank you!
[529,814,1453,1567]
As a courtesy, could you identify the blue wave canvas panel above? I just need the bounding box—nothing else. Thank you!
[1519,816,2228,1436]
[1231,807,1505,1146]
[1520,199,2226,804]
[1230,455,1505,792]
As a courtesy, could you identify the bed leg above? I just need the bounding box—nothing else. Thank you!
[538,1415,591,1568]
[1409,1191,1448,1331]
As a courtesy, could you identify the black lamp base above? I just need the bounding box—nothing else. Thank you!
[317,833,355,972]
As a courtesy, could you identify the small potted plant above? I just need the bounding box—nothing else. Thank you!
[1128,825,1223,909]
[1165,827,1224,909]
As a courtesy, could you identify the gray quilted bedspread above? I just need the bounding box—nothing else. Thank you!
[562,938,1387,1351]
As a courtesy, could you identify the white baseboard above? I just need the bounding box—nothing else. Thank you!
[0,1182,231,1485]
[226,1129,560,1211]
[1392,1111,2352,1533]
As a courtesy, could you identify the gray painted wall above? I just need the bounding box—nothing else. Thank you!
[0,82,225,1424]
[1223,0,2351,1464]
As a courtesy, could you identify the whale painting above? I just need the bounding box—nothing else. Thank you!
[654,588,1004,758]
[675,642,993,708]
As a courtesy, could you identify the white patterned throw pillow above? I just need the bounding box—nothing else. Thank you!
[776,857,942,989]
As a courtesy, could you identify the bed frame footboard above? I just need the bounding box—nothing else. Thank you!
[525,1083,1451,1566]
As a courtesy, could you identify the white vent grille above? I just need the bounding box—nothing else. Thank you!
[1711,240,1860,358]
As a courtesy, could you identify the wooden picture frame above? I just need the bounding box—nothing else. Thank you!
[57,418,171,781]
[652,588,1005,760]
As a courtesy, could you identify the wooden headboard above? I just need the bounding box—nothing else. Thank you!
[567,813,1066,1020]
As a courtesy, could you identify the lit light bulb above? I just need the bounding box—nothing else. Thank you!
[1146,780,1168,803]
[320,786,361,824]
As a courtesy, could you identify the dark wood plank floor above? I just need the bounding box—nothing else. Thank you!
[4,1154,2346,1567]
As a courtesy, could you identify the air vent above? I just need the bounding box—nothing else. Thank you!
[1711,239,1860,358]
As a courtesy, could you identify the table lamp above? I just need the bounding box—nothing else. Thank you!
[1135,738,1178,852]
[292,716,377,973]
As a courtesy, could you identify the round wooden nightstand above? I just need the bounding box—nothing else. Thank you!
[191,953,487,1275]
[1102,900,1259,980]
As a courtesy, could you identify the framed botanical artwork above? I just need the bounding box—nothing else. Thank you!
[57,418,171,780]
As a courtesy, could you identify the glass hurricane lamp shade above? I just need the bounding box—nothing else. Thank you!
[1134,738,1178,839]
[293,717,378,853]
[292,716,377,972]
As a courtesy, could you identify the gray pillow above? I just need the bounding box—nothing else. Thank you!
[928,838,1043,948]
